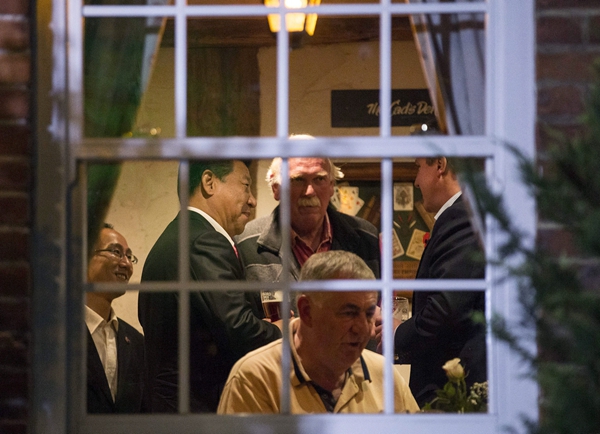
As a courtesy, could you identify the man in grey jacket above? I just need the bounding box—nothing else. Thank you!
[235,157,380,282]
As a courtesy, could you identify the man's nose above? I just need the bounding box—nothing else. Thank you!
[304,183,316,196]
[120,256,134,273]
[352,314,371,334]
[248,192,257,208]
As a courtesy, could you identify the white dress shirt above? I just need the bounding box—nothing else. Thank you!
[85,305,119,401]
[434,191,462,221]
[188,206,235,247]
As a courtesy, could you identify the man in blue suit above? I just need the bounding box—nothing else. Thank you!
[86,223,149,413]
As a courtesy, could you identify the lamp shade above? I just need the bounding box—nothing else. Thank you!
[265,0,320,36]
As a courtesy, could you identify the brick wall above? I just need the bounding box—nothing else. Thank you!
[0,0,31,433]
[537,0,600,148]
[536,1,600,256]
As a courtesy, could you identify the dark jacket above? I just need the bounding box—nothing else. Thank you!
[87,318,150,413]
[139,210,281,413]
[235,204,381,281]
[394,196,486,408]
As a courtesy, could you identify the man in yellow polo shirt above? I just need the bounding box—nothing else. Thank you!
[217,250,418,414]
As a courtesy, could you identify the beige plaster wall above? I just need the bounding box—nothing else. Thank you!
[106,39,426,332]
[259,40,426,137]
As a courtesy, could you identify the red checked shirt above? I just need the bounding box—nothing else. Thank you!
[291,213,333,266]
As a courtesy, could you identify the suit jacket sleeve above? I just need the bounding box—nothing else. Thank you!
[140,215,282,412]
[189,229,282,359]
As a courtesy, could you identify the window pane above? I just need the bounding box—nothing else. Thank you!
[285,15,382,137]
[84,0,171,6]
[391,0,485,3]
[396,13,486,135]
[84,16,172,138]
[185,18,268,137]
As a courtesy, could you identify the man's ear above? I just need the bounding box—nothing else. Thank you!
[272,183,281,201]
[437,157,448,175]
[297,295,313,327]
[201,170,217,196]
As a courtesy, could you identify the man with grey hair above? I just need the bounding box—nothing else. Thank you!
[217,250,418,414]
[235,156,380,282]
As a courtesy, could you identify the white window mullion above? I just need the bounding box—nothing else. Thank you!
[380,158,396,415]
[176,160,191,414]
[274,9,293,414]
[173,0,192,415]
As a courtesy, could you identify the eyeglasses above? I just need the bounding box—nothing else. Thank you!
[95,248,138,264]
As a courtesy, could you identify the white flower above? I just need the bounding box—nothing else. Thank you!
[442,358,465,382]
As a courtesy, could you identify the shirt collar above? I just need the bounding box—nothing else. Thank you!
[289,318,371,387]
[434,191,462,221]
[84,305,119,334]
[290,212,332,249]
[188,206,235,247]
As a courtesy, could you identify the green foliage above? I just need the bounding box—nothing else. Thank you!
[464,62,600,433]
[422,359,488,413]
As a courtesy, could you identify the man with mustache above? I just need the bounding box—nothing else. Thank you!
[86,223,149,413]
[235,157,380,282]
[139,160,283,413]
[217,251,418,414]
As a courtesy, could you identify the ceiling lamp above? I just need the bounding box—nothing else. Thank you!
[265,0,321,37]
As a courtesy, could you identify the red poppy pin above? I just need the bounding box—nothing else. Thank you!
[422,232,430,246]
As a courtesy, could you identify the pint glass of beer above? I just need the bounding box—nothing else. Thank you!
[261,290,283,322]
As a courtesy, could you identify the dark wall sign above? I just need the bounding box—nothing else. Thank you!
[331,89,438,128]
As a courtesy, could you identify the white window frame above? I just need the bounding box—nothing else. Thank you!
[33,0,537,433]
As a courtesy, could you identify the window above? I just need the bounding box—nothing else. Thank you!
[33,0,537,432]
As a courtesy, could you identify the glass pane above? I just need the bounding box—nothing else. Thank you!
[248,156,383,280]
[186,0,378,8]
[286,15,383,137]
[84,16,173,138]
[390,15,438,136]
[86,160,177,413]
[185,18,272,137]
[391,0,485,3]
[393,13,486,135]
[84,0,171,7]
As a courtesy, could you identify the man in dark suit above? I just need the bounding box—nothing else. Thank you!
[383,157,486,408]
[139,160,282,413]
[86,223,149,413]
